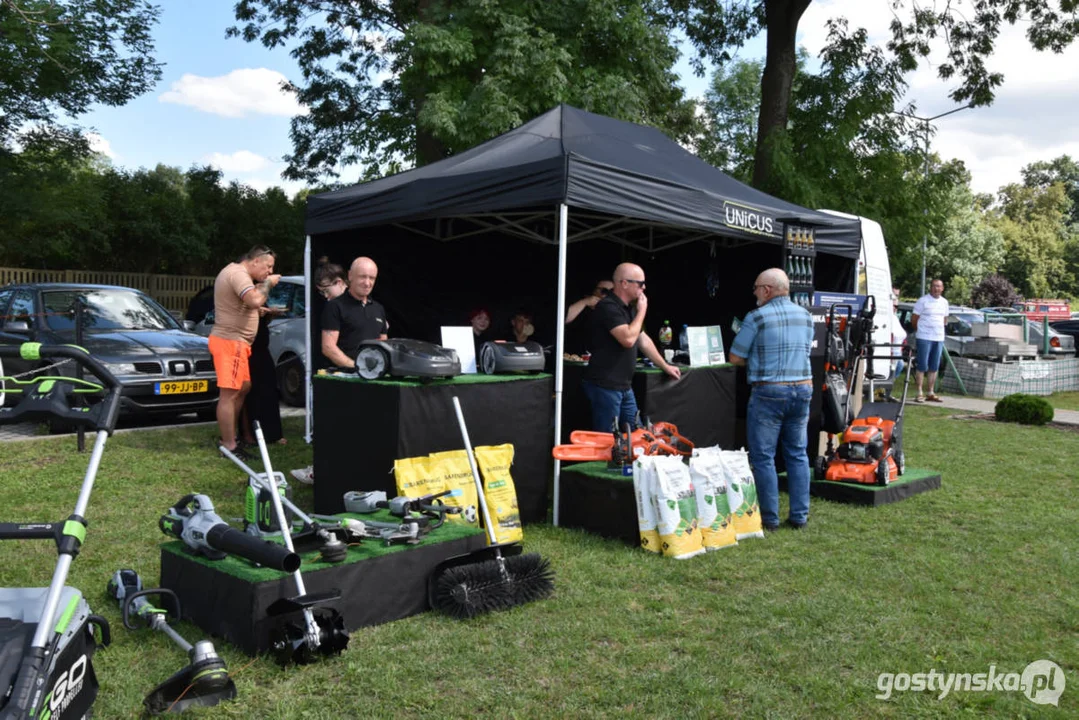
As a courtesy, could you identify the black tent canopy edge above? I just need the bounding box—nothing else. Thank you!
[305,104,862,259]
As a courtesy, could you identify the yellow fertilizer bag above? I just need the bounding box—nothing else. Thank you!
[652,456,705,560]
[472,444,523,545]
[426,450,481,528]
[721,449,764,540]
[689,452,738,551]
[632,456,661,554]
[393,455,441,498]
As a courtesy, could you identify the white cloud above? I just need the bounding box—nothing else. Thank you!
[159,68,307,118]
[203,150,272,174]
[797,1,1079,194]
[86,132,116,159]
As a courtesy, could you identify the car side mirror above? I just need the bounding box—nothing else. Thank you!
[2,320,30,333]
[182,320,196,331]
[204,311,215,325]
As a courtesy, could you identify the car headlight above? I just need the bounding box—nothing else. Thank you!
[104,362,137,376]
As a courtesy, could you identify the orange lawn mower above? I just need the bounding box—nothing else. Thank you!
[816,298,914,486]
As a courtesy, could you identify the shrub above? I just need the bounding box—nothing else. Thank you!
[994,393,1054,426]
[971,274,1021,310]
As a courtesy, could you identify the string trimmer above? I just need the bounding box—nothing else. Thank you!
[235,422,349,665]
[106,569,237,715]
[428,396,554,618]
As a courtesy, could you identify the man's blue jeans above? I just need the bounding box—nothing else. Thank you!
[746,383,813,527]
[580,380,639,432]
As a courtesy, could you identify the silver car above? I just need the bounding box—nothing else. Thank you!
[189,276,308,405]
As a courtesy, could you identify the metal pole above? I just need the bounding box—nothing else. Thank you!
[75,296,85,452]
[304,235,313,444]
[893,104,973,297]
[552,204,569,526]
[921,121,929,297]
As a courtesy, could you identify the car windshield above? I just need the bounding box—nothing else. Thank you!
[946,311,983,336]
[42,289,179,331]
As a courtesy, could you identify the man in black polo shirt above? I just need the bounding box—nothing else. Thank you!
[321,256,389,368]
[582,263,681,431]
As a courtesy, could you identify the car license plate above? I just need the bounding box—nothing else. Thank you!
[154,380,208,395]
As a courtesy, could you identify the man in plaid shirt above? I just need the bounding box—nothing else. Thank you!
[730,268,814,531]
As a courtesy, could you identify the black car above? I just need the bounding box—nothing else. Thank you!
[0,283,218,422]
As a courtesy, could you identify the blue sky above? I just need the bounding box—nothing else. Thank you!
[81,1,1079,198]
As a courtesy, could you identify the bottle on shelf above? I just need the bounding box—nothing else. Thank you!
[658,320,673,347]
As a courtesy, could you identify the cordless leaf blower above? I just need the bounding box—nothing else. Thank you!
[1,344,121,720]
[158,494,301,572]
[106,570,237,715]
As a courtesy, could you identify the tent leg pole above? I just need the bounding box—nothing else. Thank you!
[304,235,314,444]
[553,204,569,526]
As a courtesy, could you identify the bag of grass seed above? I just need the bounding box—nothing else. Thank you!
[393,455,440,498]
[721,449,764,540]
[653,456,704,559]
[472,444,523,545]
[689,452,738,551]
[632,456,661,554]
[426,450,480,528]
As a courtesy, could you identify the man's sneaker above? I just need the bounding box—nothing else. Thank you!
[290,466,314,485]
[785,519,807,530]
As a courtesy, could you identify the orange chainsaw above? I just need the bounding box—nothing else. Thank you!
[553,421,693,464]
[552,423,633,467]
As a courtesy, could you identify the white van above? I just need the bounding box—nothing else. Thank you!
[819,210,896,371]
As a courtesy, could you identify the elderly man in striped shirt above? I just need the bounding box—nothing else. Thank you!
[729,268,815,531]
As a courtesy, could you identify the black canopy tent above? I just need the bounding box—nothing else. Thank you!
[302,104,863,522]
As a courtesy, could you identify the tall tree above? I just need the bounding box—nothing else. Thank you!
[925,180,1006,304]
[229,0,698,181]
[696,20,968,294]
[1021,155,1079,228]
[989,181,1076,298]
[0,0,162,145]
[671,1,1079,190]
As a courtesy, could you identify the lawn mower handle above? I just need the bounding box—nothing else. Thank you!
[0,342,122,432]
[0,342,120,390]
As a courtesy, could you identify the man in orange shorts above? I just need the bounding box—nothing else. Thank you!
[209,245,280,458]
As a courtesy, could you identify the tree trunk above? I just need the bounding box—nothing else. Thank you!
[752,0,811,190]
[412,0,446,167]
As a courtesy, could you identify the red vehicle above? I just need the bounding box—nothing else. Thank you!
[1019,299,1071,322]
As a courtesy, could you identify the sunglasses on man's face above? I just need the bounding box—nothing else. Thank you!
[594,286,611,296]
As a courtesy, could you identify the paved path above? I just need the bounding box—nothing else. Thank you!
[0,404,305,442]
[928,394,1079,425]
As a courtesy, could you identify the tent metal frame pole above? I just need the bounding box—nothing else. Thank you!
[304,235,313,444]
[552,203,569,526]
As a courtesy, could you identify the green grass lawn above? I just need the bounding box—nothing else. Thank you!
[1,410,1076,718]
[1043,392,1079,411]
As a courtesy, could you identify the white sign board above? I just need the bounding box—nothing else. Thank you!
[686,326,726,366]
[440,326,477,374]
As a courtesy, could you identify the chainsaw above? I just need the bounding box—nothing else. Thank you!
[553,420,692,463]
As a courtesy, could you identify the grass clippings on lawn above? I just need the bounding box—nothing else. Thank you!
[0,408,1076,718]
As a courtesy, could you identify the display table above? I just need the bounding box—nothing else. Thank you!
[561,363,737,449]
[809,468,942,506]
[159,512,487,656]
[313,373,553,521]
[558,461,639,546]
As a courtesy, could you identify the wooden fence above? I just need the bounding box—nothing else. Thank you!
[0,267,215,315]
